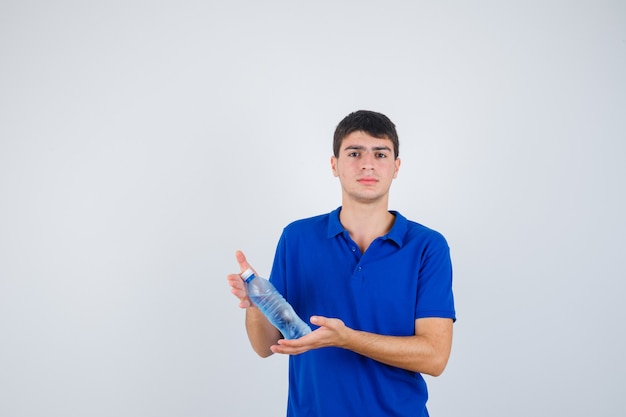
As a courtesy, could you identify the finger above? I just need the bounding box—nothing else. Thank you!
[310,315,326,326]
[227,276,244,293]
[229,286,245,299]
[227,274,248,300]
[229,284,244,296]
[227,273,244,284]
[272,340,308,355]
[235,250,253,273]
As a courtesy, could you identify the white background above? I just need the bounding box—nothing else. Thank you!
[1,1,625,416]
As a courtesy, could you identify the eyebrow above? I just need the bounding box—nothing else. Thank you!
[343,145,392,152]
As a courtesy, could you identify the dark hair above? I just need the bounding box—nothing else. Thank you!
[333,110,399,159]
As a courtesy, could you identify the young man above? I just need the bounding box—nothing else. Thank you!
[227,110,456,416]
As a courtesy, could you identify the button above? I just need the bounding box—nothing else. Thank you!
[351,247,356,252]
[358,266,362,271]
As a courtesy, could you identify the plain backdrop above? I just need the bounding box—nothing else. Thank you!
[1,1,625,416]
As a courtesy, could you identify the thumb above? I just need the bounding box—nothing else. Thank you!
[235,250,253,274]
[310,316,327,327]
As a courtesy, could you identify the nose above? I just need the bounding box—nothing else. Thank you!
[361,152,375,170]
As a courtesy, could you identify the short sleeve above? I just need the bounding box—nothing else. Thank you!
[414,237,456,321]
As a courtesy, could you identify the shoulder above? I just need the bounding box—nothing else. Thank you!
[394,211,449,250]
[286,212,329,227]
[278,211,334,245]
[275,212,334,254]
[284,212,329,232]
[408,220,447,241]
[282,207,340,235]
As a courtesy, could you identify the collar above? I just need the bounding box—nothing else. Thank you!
[327,207,407,247]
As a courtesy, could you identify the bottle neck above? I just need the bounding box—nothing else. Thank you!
[241,268,256,283]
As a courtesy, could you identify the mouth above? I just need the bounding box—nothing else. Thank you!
[357,177,378,185]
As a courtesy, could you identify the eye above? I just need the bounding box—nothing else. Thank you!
[348,151,359,157]
[376,153,388,158]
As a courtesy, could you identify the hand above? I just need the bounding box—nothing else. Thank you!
[270,316,351,355]
[226,250,257,309]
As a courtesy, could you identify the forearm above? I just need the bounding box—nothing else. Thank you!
[245,306,283,357]
[273,316,453,375]
[342,328,450,376]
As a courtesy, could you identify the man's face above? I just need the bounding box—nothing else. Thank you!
[331,131,401,205]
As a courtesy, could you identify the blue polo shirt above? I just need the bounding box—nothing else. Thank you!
[269,207,455,417]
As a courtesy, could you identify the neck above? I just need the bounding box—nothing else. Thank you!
[339,201,395,253]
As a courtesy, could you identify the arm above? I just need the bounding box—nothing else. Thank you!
[271,316,453,376]
[244,306,282,358]
[227,250,282,358]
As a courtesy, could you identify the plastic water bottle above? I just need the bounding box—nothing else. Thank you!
[241,268,311,339]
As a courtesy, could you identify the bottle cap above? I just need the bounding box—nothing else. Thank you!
[241,268,254,280]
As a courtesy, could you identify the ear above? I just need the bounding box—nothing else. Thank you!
[393,157,401,179]
[330,156,339,177]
